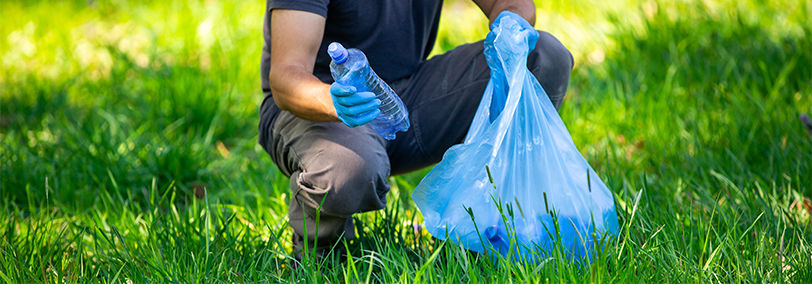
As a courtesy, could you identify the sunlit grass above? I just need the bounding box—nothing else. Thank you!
[2,0,811,282]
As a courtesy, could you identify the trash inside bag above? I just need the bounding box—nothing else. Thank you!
[412,15,619,262]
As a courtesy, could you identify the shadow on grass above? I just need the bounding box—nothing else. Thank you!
[1,47,261,207]
[567,4,812,193]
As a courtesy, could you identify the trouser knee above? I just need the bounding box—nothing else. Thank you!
[292,145,390,218]
[528,30,574,110]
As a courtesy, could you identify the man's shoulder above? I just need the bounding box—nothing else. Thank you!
[268,0,329,18]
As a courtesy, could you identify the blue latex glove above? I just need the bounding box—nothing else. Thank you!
[487,11,539,52]
[485,11,539,75]
[484,11,539,122]
[330,83,381,127]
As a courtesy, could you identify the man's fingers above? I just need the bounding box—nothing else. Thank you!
[351,109,381,126]
[336,99,381,116]
[331,85,381,128]
[329,83,356,96]
[338,115,360,127]
[336,91,377,105]
[338,108,380,128]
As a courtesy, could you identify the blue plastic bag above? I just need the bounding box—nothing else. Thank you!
[412,15,619,261]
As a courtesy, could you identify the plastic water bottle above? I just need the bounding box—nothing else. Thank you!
[328,42,410,140]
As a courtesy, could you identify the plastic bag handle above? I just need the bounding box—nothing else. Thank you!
[485,18,534,157]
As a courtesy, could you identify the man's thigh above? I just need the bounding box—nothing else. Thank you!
[268,110,388,180]
[387,31,573,175]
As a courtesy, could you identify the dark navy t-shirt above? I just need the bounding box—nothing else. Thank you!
[260,0,444,95]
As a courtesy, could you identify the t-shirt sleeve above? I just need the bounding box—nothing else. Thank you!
[269,0,329,18]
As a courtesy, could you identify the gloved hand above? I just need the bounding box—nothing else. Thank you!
[484,11,538,122]
[486,11,539,53]
[330,83,381,127]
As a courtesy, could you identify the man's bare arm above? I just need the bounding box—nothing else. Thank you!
[473,0,536,26]
[268,9,338,122]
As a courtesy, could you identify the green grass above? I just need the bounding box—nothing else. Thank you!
[2,0,812,282]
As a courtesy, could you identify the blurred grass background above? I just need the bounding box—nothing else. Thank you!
[1,0,811,282]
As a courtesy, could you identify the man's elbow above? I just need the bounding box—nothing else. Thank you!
[270,89,290,111]
[269,87,290,111]
[272,96,290,111]
[268,69,291,111]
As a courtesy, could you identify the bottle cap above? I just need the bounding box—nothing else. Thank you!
[328,42,348,64]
